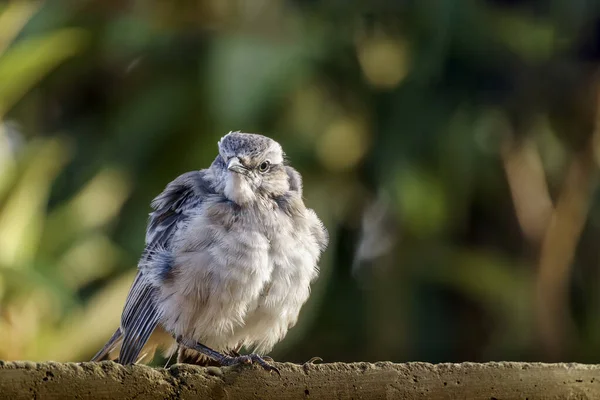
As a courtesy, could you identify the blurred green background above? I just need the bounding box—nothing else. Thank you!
[2,0,600,365]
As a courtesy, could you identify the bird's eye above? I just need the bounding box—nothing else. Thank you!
[258,160,271,173]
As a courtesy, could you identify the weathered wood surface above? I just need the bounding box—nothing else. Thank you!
[1,361,599,399]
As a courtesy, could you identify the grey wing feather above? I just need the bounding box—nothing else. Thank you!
[110,170,212,365]
[285,166,303,195]
[284,166,328,251]
[145,171,209,249]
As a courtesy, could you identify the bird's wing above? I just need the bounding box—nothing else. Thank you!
[117,170,212,364]
[285,166,303,195]
[285,166,328,254]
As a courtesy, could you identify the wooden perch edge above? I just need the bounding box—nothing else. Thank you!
[1,361,600,400]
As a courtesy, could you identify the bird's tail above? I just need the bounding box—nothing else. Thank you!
[91,327,160,364]
[91,328,123,362]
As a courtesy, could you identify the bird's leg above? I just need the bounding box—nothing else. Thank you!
[176,336,280,375]
[230,343,274,362]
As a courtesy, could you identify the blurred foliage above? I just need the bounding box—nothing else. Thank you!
[2,0,600,365]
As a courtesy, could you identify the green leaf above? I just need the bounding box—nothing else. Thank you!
[0,28,88,115]
[0,138,70,267]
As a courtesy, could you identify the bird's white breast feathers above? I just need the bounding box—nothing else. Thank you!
[157,197,322,355]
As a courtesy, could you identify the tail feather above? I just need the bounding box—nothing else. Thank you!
[93,328,244,366]
[91,328,122,362]
[92,327,163,364]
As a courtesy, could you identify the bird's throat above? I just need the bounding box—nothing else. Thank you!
[224,173,256,205]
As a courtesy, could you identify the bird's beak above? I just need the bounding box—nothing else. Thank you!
[227,157,249,175]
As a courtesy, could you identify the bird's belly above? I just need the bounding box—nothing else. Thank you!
[158,229,273,350]
[158,212,319,354]
[230,234,319,354]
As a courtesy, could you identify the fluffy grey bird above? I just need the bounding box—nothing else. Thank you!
[91,131,328,372]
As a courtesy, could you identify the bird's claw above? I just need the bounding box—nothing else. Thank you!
[248,354,280,376]
[219,353,280,376]
[303,356,323,366]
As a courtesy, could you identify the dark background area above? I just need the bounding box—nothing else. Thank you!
[1,0,600,365]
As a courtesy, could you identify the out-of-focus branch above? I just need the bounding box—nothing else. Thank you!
[501,82,600,359]
[533,78,600,359]
[502,85,600,360]
[500,135,554,245]
[534,141,597,359]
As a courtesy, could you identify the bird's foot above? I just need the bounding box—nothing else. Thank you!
[175,336,279,375]
[304,356,323,365]
[219,353,280,376]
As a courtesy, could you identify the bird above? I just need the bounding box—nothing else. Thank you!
[91,131,328,373]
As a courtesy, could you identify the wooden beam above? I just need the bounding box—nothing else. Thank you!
[1,361,599,399]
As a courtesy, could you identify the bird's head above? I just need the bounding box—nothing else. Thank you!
[214,131,290,205]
